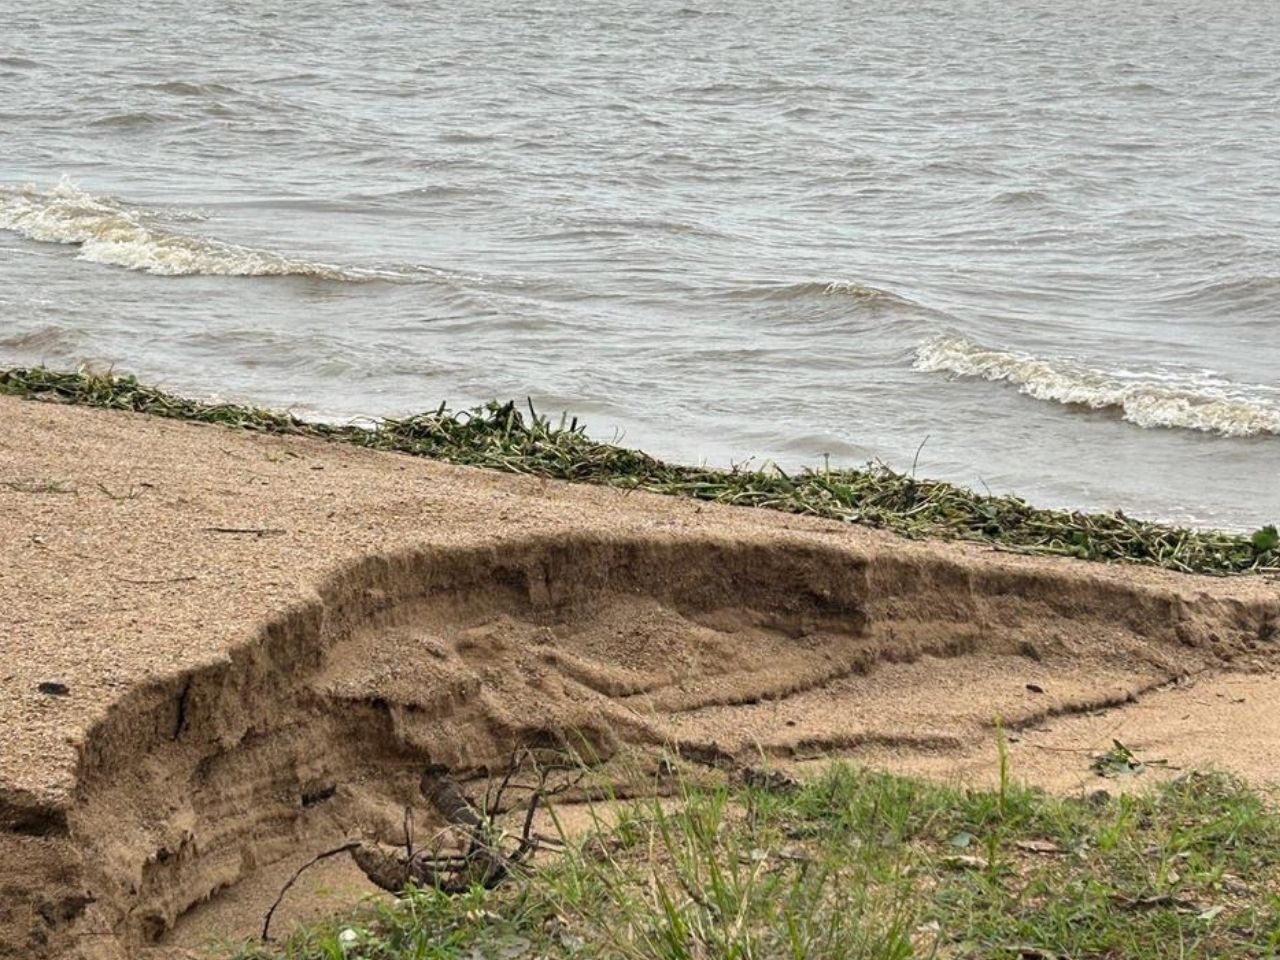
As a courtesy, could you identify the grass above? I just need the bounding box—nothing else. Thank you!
[1,365,1277,577]
[231,763,1280,959]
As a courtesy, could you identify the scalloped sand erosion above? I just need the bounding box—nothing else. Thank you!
[1,394,1278,959]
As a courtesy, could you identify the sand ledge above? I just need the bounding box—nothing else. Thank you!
[1,394,1278,959]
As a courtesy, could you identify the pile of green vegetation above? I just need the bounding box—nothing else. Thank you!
[2,366,1276,576]
[235,762,1280,960]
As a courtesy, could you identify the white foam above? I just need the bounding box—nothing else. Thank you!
[914,335,1280,438]
[821,280,895,299]
[0,180,367,281]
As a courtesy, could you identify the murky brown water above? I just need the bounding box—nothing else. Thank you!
[2,0,1278,529]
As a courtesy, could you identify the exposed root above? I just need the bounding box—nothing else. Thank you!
[260,843,360,942]
[263,750,588,941]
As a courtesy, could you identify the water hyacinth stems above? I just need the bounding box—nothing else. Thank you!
[1,366,1276,577]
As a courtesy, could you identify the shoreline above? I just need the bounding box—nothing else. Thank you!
[3,367,1277,578]
[1,376,1278,958]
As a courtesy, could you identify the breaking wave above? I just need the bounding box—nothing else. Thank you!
[914,335,1280,438]
[0,181,384,281]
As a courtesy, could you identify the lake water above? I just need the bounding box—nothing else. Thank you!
[2,0,1278,530]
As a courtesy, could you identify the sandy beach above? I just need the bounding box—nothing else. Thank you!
[6,5,1278,953]
[2,392,1279,959]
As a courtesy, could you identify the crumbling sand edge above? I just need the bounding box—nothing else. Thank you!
[5,530,1278,959]
[1,397,1278,959]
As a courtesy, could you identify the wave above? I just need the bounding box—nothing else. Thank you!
[87,111,176,129]
[1148,274,1280,321]
[0,325,80,353]
[136,80,241,97]
[992,188,1053,208]
[914,336,1280,438]
[0,181,384,281]
[718,279,915,306]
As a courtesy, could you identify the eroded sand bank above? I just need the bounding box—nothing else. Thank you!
[1,394,1278,958]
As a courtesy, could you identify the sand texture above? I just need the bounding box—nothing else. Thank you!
[1,394,1278,959]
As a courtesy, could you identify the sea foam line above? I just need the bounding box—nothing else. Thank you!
[0,180,374,281]
[914,335,1280,438]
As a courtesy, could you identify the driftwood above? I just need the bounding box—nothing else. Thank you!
[261,749,584,941]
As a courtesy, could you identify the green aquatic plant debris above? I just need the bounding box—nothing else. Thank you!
[2,365,1277,577]
[1089,739,1171,779]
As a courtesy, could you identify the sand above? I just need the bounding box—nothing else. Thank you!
[1,393,1277,959]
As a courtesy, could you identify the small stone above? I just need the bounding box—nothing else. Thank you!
[38,681,70,697]
[1015,839,1061,854]
[943,853,988,870]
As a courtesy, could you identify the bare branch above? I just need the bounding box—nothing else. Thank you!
[403,805,414,860]
[262,842,359,941]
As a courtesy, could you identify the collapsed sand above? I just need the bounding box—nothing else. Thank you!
[0,394,1277,959]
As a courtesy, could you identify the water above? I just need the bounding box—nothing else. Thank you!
[2,0,1278,531]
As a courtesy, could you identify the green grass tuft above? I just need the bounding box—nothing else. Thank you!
[231,765,1280,960]
[2,366,1276,577]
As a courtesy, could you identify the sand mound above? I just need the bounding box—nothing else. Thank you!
[0,395,1277,958]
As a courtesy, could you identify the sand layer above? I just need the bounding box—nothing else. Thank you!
[1,394,1278,959]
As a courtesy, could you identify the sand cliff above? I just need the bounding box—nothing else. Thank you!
[1,394,1277,958]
